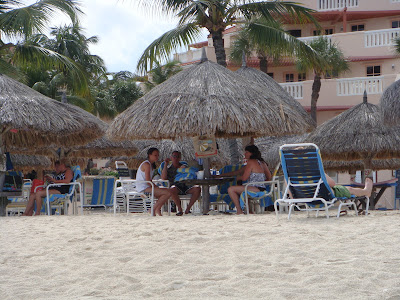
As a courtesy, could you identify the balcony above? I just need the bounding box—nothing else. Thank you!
[318,0,358,11]
[280,82,303,99]
[298,35,332,44]
[280,76,388,100]
[364,28,400,48]
[337,76,384,96]
[174,48,204,64]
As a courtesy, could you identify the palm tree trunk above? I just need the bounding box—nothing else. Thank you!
[311,74,321,123]
[210,30,227,67]
[259,56,268,74]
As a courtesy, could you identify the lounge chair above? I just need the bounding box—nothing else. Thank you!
[44,166,82,215]
[6,179,32,216]
[80,177,116,212]
[274,143,365,219]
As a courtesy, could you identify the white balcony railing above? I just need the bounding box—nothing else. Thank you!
[364,28,400,48]
[337,76,384,96]
[174,48,203,63]
[318,0,358,11]
[280,82,303,99]
[298,35,332,45]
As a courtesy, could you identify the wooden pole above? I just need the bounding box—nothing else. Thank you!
[202,157,211,214]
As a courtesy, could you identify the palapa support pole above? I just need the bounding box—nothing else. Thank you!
[202,158,211,214]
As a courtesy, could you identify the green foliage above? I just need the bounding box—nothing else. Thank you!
[296,37,348,77]
[111,80,143,113]
[89,168,100,175]
[99,170,119,178]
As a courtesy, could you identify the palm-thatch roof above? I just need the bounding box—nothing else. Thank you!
[10,154,52,172]
[107,55,314,140]
[323,159,400,173]
[380,78,400,127]
[306,93,400,168]
[0,74,105,148]
[235,63,315,130]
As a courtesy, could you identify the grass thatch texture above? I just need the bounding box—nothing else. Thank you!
[236,66,315,130]
[107,60,313,140]
[380,79,400,127]
[306,98,400,165]
[0,74,105,148]
[10,154,52,171]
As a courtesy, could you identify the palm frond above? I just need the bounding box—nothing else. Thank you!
[0,0,82,38]
[137,22,202,73]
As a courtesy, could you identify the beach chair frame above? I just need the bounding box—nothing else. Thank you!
[274,143,363,220]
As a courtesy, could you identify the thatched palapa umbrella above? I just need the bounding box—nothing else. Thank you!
[380,78,400,127]
[236,57,315,130]
[0,74,105,149]
[108,54,314,140]
[306,92,400,169]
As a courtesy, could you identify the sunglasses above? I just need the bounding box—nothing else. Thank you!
[172,155,180,158]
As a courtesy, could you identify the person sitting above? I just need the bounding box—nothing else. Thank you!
[215,145,272,215]
[325,173,373,198]
[136,148,171,216]
[161,151,201,215]
[23,160,73,216]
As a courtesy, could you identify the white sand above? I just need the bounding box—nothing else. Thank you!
[1,211,400,299]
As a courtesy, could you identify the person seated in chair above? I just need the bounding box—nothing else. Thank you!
[136,148,172,216]
[215,145,272,215]
[161,151,201,215]
[23,160,73,216]
[325,174,373,198]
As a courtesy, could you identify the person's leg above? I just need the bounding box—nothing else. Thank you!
[169,187,183,214]
[347,178,373,197]
[23,192,37,216]
[228,185,261,214]
[33,189,61,216]
[147,187,171,216]
[185,186,201,214]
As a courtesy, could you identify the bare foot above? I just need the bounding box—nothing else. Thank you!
[364,178,373,197]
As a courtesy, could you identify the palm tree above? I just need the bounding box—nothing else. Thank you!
[229,17,288,73]
[0,0,85,82]
[137,0,321,73]
[296,37,349,123]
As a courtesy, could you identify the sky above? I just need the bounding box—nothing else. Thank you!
[54,0,207,73]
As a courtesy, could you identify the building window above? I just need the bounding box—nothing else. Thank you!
[366,65,381,76]
[298,73,306,81]
[392,20,400,28]
[351,24,365,32]
[313,28,334,36]
[267,73,274,79]
[285,73,294,82]
[288,29,302,37]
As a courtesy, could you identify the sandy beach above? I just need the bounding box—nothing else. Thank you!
[1,211,400,299]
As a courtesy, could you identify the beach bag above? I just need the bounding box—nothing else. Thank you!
[31,179,45,193]
[2,171,23,192]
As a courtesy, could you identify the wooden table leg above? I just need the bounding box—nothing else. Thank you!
[201,158,211,214]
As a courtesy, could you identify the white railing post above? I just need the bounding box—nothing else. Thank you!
[279,82,303,99]
[318,0,358,11]
[364,28,400,48]
[337,76,384,96]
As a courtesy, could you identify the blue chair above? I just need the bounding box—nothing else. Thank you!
[81,177,116,212]
[44,166,82,215]
[209,164,243,211]
[274,143,364,219]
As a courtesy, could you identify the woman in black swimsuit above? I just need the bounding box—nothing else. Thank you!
[23,160,73,216]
